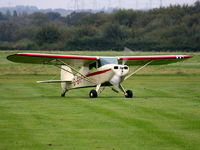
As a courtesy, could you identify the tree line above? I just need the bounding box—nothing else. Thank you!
[0,1,200,51]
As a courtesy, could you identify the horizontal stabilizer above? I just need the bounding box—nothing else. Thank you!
[37,80,72,83]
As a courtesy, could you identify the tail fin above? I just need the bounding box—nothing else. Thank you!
[61,65,74,91]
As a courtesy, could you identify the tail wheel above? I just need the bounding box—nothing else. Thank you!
[61,93,65,97]
[125,90,133,98]
[89,90,98,98]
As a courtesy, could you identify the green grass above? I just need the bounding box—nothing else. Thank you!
[0,51,200,150]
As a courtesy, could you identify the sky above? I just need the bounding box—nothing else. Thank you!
[0,0,197,10]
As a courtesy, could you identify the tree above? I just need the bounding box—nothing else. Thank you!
[13,10,18,18]
[47,12,61,21]
[66,12,90,25]
[6,10,11,18]
[102,23,126,41]
[0,12,5,20]
[31,12,49,26]
[194,0,200,12]
[36,25,61,44]
[0,22,19,42]
[114,9,137,27]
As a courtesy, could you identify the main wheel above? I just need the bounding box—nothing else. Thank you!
[125,90,133,98]
[89,90,98,98]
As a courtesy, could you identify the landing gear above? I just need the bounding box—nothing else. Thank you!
[61,89,68,97]
[119,84,133,98]
[89,84,101,98]
[89,90,98,98]
[125,90,133,98]
[61,93,65,97]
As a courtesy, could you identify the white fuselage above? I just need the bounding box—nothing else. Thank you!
[66,64,129,90]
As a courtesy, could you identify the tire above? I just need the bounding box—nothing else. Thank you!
[89,90,98,98]
[125,90,133,98]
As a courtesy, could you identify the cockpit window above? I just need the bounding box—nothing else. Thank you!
[98,57,118,67]
[89,62,97,70]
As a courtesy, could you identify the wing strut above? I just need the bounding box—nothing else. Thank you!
[124,60,153,80]
[54,59,98,85]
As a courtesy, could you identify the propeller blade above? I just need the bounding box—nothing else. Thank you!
[122,47,133,65]
[124,47,132,54]
[122,59,128,65]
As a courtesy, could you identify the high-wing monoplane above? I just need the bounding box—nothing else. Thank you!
[7,53,192,98]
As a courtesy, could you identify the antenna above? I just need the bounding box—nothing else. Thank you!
[108,0,111,9]
[149,0,152,9]
[98,1,102,10]
[160,0,163,7]
[135,0,138,10]
[82,0,85,10]
[66,0,70,10]
[93,0,97,10]
[74,0,79,11]
[118,0,121,9]
[8,0,11,7]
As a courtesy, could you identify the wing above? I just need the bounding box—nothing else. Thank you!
[118,55,192,65]
[7,53,99,66]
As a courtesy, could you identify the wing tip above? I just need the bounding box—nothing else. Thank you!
[7,54,18,62]
[184,55,193,58]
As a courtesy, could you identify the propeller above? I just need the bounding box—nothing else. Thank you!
[110,47,133,87]
[122,47,133,65]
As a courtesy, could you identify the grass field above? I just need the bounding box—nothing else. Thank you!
[0,51,200,150]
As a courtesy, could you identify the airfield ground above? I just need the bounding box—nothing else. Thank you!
[0,51,200,150]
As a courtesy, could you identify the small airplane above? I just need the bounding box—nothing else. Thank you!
[7,52,192,98]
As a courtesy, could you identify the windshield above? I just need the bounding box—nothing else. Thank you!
[98,57,118,67]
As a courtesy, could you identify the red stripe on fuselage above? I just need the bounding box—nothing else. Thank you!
[86,69,112,77]
[72,69,112,86]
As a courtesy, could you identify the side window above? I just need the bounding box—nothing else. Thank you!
[98,60,101,68]
[89,62,97,70]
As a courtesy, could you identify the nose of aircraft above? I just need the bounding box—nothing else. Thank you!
[110,65,129,87]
